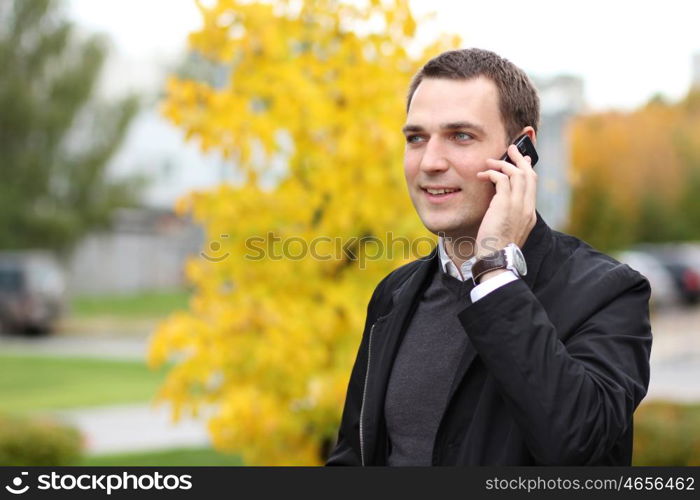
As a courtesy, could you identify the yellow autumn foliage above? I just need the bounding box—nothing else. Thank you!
[148,0,460,465]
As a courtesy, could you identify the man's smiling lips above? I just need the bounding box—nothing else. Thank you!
[421,185,462,203]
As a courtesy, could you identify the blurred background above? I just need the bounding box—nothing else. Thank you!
[1,0,699,466]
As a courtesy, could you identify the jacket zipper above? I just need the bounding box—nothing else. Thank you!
[359,321,376,466]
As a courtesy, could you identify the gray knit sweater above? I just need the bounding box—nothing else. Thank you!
[384,268,475,466]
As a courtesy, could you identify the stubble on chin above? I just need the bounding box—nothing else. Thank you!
[423,209,479,238]
[411,187,486,238]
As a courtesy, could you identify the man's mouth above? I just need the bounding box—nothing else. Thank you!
[421,186,462,201]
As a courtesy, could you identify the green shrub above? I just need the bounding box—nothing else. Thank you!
[0,413,83,466]
[633,401,700,465]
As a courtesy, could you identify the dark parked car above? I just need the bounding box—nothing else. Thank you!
[615,250,680,309]
[655,261,700,305]
[633,243,700,306]
[0,251,66,334]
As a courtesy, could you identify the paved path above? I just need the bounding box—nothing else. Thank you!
[0,334,148,360]
[48,404,212,455]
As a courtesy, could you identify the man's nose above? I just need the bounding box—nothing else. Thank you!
[418,138,450,173]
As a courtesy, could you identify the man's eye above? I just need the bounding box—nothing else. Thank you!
[453,132,472,141]
[406,135,424,144]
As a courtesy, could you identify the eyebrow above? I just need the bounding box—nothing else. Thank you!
[401,121,487,136]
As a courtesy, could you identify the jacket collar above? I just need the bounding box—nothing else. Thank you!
[520,210,553,289]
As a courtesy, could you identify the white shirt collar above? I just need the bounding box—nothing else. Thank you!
[437,235,477,281]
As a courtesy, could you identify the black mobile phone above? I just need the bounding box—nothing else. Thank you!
[500,133,538,167]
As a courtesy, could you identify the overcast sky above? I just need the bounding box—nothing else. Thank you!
[67,0,700,111]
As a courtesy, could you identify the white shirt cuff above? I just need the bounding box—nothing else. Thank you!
[470,270,519,303]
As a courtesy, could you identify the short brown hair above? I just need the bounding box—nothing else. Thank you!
[406,48,540,143]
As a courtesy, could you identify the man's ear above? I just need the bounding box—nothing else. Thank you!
[522,126,537,146]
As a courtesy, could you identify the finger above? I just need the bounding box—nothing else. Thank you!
[486,156,524,171]
[476,169,511,195]
[485,157,528,177]
[487,147,532,171]
[500,144,532,171]
[507,144,525,165]
[503,145,537,200]
[506,144,536,172]
[485,157,526,199]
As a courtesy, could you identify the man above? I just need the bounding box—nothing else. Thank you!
[326,48,652,466]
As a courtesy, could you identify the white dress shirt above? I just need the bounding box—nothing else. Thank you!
[437,236,518,303]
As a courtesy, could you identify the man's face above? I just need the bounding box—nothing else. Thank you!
[403,76,510,240]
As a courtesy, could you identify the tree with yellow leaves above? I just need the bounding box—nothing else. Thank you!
[148,0,459,465]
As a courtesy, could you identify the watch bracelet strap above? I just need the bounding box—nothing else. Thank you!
[472,250,507,284]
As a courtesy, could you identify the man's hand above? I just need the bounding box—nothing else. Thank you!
[474,143,537,261]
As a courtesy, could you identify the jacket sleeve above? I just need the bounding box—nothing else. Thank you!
[325,277,388,466]
[457,264,653,465]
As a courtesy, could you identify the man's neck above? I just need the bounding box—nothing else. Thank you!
[441,230,478,272]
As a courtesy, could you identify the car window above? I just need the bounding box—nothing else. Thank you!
[0,268,24,292]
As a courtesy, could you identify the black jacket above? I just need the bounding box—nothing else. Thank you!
[326,213,652,466]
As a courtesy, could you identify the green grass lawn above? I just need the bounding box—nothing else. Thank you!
[69,290,191,319]
[78,447,243,466]
[0,354,168,414]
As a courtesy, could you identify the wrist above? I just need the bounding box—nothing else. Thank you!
[475,268,509,284]
[472,243,527,286]
[474,244,506,262]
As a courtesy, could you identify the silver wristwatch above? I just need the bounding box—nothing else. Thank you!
[472,243,527,285]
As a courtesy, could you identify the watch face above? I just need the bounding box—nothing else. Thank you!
[513,246,527,276]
